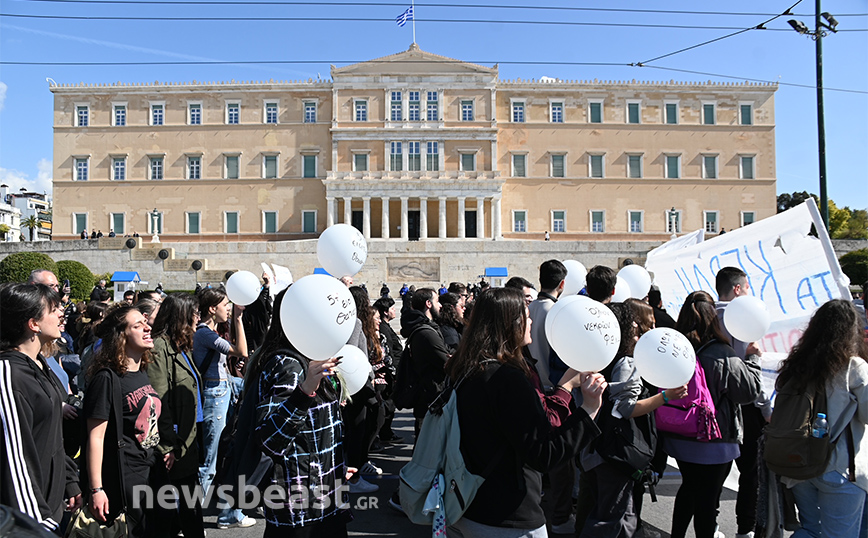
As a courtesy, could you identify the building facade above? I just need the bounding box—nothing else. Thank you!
[0,185,23,242]
[51,45,777,242]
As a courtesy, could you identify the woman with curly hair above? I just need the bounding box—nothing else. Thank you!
[147,293,205,538]
[82,304,159,536]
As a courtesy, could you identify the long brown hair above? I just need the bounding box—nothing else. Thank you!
[152,292,198,352]
[89,304,150,377]
[778,299,868,389]
[675,290,729,349]
[350,286,383,363]
[625,298,655,336]
[445,287,529,382]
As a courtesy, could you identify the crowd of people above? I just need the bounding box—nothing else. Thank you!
[1,263,867,538]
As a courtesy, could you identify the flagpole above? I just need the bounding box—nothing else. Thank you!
[412,0,416,44]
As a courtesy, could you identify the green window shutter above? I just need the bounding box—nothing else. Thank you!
[590,102,602,123]
[552,155,564,177]
[188,213,200,234]
[628,103,640,124]
[226,213,238,234]
[303,155,316,178]
[264,212,277,233]
[303,211,316,233]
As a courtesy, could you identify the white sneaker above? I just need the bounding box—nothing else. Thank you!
[349,476,379,493]
[715,532,725,538]
[360,461,383,475]
[217,516,256,529]
[735,534,754,538]
[550,515,576,535]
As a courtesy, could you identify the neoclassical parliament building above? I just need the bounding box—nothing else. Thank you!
[51,44,777,243]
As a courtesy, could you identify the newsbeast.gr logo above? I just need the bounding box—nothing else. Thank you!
[131,476,379,511]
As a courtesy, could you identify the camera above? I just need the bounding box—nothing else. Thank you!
[66,393,83,411]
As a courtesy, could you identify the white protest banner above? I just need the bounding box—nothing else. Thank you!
[645,198,850,355]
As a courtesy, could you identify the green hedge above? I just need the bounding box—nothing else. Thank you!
[0,252,58,284]
[56,260,95,301]
[840,248,868,290]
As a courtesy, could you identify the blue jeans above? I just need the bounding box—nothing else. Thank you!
[791,470,867,538]
[199,379,231,496]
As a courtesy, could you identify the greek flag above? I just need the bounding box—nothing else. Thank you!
[396,6,413,27]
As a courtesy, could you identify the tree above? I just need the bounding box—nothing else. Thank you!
[839,249,868,289]
[22,215,39,241]
[777,191,818,213]
[0,252,58,283]
[0,223,9,240]
[832,208,868,240]
[827,199,851,239]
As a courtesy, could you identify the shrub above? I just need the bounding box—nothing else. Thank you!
[0,252,58,284]
[839,248,868,290]
[56,260,95,301]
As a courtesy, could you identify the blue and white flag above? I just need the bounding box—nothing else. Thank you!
[396,6,414,27]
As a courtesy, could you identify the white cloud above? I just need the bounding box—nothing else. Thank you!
[0,158,53,197]
[0,81,7,112]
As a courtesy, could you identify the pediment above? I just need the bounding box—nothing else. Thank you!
[331,44,497,77]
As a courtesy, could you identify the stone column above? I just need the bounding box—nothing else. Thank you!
[476,196,485,239]
[438,196,447,238]
[457,197,466,239]
[419,197,428,240]
[400,196,409,240]
[493,196,503,240]
[362,196,371,239]
[343,197,352,224]
[326,197,335,227]
[381,196,390,239]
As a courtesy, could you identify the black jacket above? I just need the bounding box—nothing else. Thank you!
[379,320,402,363]
[400,309,450,418]
[242,286,272,352]
[0,351,81,533]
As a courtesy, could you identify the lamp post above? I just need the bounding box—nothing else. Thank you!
[788,4,838,231]
[150,208,160,243]
[668,207,677,240]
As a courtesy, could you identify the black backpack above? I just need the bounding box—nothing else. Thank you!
[392,325,431,410]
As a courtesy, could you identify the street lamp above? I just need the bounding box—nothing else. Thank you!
[788,5,838,231]
[150,208,160,243]
[668,207,677,240]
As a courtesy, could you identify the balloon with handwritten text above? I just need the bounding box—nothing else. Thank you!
[334,344,373,396]
[317,224,368,278]
[225,270,262,306]
[634,327,696,388]
[546,295,621,372]
[724,295,771,343]
[280,274,357,361]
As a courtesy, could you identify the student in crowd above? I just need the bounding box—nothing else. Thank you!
[437,292,465,355]
[250,288,351,537]
[83,304,160,537]
[372,296,403,445]
[148,293,205,538]
[668,291,762,538]
[0,283,82,533]
[505,276,536,306]
[446,287,606,537]
[777,299,868,537]
[135,298,160,328]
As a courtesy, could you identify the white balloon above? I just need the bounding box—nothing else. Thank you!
[317,224,368,278]
[634,327,696,388]
[618,265,652,300]
[724,295,771,343]
[334,344,372,396]
[280,274,357,361]
[561,260,588,296]
[225,271,262,306]
[544,294,583,341]
[611,276,632,303]
[545,295,621,372]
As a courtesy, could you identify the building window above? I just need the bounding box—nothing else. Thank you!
[304,101,316,123]
[74,158,88,181]
[227,103,240,125]
[76,105,89,127]
[264,155,278,179]
[73,213,88,235]
[460,152,476,172]
[512,101,525,123]
[111,213,125,235]
[408,91,420,121]
[390,142,402,172]
[150,157,164,180]
[740,103,753,125]
[302,155,316,178]
[589,101,603,123]
[113,104,126,126]
[225,155,239,179]
[703,155,718,179]
[461,100,474,122]
[551,102,563,123]
[702,103,716,125]
[741,211,755,226]
[513,210,527,232]
[265,102,278,124]
[552,210,565,233]
[628,154,643,179]
[704,211,719,233]
[148,212,163,234]
[665,102,678,124]
[427,91,438,121]
[666,210,682,233]
[189,103,201,125]
[187,156,201,179]
[302,210,317,233]
[112,158,126,181]
[224,212,239,234]
[355,100,368,122]
[353,153,368,172]
[551,154,565,178]
[512,154,527,178]
[589,154,604,178]
[629,211,643,233]
[427,142,439,172]
[665,155,681,179]
[151,104,164,126]
[408,142,421,171]
[263,211,278,233]
[627,102,641,124]
[591,210,605,233]
[740,155,755,179]
[186,212,200,234]
[391,91,402,122]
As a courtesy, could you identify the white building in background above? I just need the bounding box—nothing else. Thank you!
[1,185,52,241]
[0,185,23,242]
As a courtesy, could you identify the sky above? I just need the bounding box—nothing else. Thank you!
[1,0,866,209]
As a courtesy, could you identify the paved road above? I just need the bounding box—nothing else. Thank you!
[202,409,787,538]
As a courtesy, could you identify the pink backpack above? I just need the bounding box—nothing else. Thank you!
[654,356,722,442]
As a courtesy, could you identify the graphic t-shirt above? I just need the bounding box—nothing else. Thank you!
[84,369,162,474]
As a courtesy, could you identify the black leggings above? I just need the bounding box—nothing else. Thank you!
[671,460,732,538]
